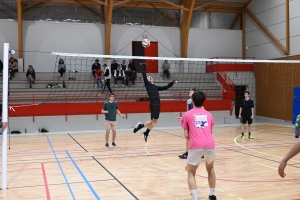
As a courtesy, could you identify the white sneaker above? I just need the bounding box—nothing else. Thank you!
[132,85,135,87]
[115,85,117,87]
[122,85,124,87]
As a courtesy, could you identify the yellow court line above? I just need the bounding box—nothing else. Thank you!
[234,135,300,163]
[256,162,277,170]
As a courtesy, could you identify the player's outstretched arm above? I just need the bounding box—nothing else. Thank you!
[157,79,178,91]
[278,139,300,178]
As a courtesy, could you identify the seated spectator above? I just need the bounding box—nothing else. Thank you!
[161,60,171,80]
[92,59,101,78]
[94,68,103,88]
[128,59,136,71]
[114,65,125,87]
[9,57,18,80]
[125,67,136,87]
[58,59,66,79]
[121,60,127,71]
[26,65,36,88]
[111,60,118,73]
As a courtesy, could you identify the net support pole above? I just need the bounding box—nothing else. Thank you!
[2,43,9,190]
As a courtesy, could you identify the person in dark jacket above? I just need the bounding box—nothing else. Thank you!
[26,65,36,88]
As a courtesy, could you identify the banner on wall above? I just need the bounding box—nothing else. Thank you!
[292,87,300,124]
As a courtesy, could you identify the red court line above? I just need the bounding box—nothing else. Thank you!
[41,163,51,200]
[184,166,298,183]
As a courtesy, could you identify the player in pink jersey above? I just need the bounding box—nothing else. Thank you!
[181,90,217,200]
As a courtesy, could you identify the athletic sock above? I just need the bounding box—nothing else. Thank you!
[210,188,216,196]
[190,190,197,200]
[145,128,150,135]
[241,132,244,136]
[248,132,251,136]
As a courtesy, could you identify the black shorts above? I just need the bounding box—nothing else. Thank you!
[150,102,160,119]
[241,116,252,124]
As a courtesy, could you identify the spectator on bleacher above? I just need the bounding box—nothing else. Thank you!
[121,60,127,71]
[125,67,136,87]
[114,65,125,87]
[26,65,36,88]
[111,60,118,73]
[9,57,18,80]
[94,68,103,89]
[128,59,136,72]
[162,60,171,80]
[58,59,66,79]
[92,59,101,78]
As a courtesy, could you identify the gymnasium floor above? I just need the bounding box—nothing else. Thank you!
[0,121,299,200]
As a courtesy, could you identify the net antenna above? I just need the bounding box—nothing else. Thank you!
[2,43,9,190]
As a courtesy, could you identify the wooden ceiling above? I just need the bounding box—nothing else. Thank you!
[20,0,252,13]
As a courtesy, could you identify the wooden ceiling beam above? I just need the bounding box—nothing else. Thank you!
[196,6,242,13]
[114,0,133,6]
[105,0,114,55]
[193,0,215,11]
[90,0,107,6]
[245,8,287,54]
[158,0,189,11]
[180,0,196,58]
[17,0,23,58]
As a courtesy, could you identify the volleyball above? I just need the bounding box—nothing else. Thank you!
[142,35,151,48]
[142,38,151,48]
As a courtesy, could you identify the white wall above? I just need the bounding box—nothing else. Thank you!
[246,0,300,59]
[0,20,19,61]
[0,20,242,72]
[188,29,242,58]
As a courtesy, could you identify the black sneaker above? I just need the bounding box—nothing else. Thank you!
[201,155,204,158]
[142,132,148,142]
[133,122,143,133]
[209,195,217,200]
[105,143,109,148]
[178,152,188,159]
[112,142,116,147]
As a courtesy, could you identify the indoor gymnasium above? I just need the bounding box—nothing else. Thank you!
[1,0,300,199]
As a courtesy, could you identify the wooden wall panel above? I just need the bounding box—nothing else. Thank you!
[256,55,300,120]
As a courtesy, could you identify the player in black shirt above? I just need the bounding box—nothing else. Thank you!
[239,91,254,140]
[133,64,178,142]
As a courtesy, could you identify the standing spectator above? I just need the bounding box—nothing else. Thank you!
[94,68,103,88]
[102,64,113,94]
[26,65,36,88]
[121,60,127,71]
[239,91,254,140]
[114,65,125,87]
[181,90,217,200]
[125,67,136,87]
[101,93,125,148]
[162,60,171,80]
[58,59,66,79]
[92,59,101,78]
[9,57,18,80]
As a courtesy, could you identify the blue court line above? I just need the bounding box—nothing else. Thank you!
[66,150,101,200]
[46,136,76,200]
